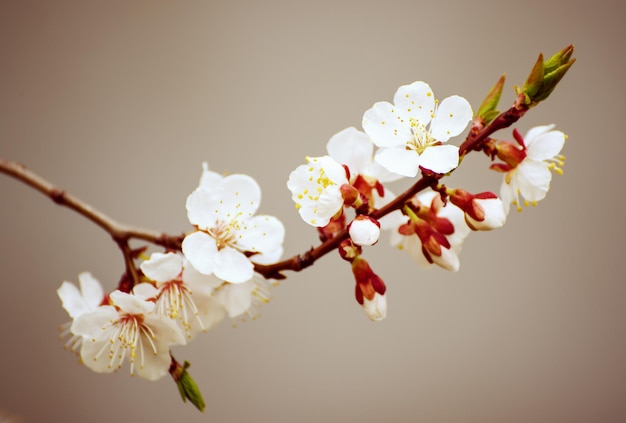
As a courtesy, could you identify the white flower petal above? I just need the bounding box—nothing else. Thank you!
[362,292,387,321]
[214,282,254,318]
[213,247,254,283]
[523,124,554,146]
[182,264,224,294]
[144,314,187,347]
[240,215,285,264]
[133,344,172,381]
[517,160,552,202]
[375,148,420,177]
[140,252,183,283]
[57,282,90,319]
[78,338,118,374]
[499,178,516,215]
[368,160,405,183]
[110,290,155,315]
[193,296,227,331]
[362,101,411,148]
[317,156,348,184]
[467,198,506,230]
[198,162,223,190]
[399,235,433,268]
[418,144,460,174]
[77,272,104,309]
[430,247,460,272]
[182,231,218,275]
[326,127,373,177]
[213,174,261,219]
[132,282,159,300]
[71,306,118,339]
[429,95,473,142]
[186,187,218,230]
[393,81,435,125]
[526,130,565,161]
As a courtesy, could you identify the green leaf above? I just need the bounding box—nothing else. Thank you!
[520,45,576,107]
[477,74,505,125]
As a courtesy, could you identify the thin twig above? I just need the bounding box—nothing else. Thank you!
[0,159,184,248]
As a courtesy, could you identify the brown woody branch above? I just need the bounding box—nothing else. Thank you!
[0,98,529,283]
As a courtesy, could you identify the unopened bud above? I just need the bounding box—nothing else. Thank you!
[466,195,506,230]
[517,45,575,107]
[448,189,506,231]
[348,216,381,246]
[477,74,505,125]
[340,184,360,207]
[170,359,206,412]
[352,257,387,321]
[338,239,362,262]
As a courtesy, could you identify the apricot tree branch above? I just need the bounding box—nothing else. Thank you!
[0,159,185,249]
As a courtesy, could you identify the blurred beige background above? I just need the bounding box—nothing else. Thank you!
[1,0,624,422]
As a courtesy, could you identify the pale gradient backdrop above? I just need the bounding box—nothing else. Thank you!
[1,1,624,422]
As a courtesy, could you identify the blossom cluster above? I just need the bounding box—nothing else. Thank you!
[56,77,567,388]
[287,81,566,320]
[58,164,284,380]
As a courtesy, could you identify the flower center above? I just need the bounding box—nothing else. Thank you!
[407,117,435,154]
[208,218,240,250]
[92,313,157,375]
[157,281,202,337]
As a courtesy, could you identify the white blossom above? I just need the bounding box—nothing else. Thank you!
[71,290,186,381]
[363,81,472,176]
[183,171,285,283]
[498,125,566,214]
[287,155,349,227]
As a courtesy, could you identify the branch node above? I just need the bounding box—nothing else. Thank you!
[50,188,66,204]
